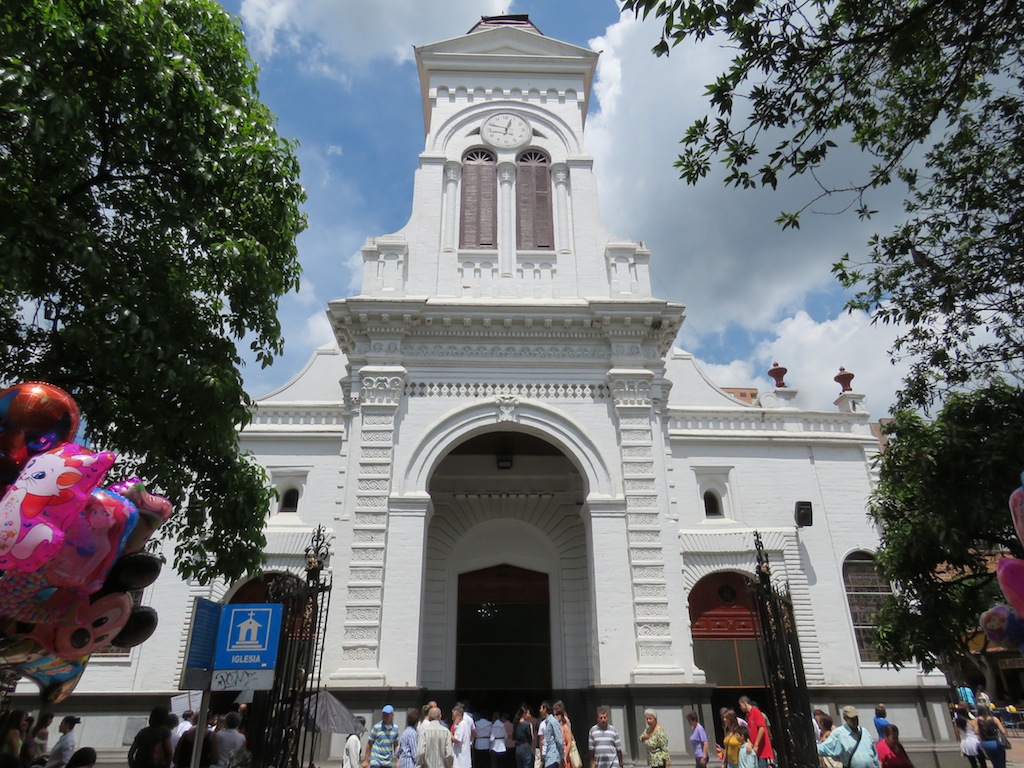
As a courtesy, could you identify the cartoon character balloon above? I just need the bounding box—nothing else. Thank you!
[0,383,173,703]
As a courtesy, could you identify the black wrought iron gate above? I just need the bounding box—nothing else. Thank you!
[246,526,333,768]
[750,531,818,768]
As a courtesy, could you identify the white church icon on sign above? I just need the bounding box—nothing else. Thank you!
[227,608,270,652]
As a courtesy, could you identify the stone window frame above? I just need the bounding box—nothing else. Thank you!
[843,550,892,663]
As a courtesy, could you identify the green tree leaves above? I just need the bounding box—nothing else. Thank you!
[623,0,1024,405]
[867,385,1024,671]
[0,0,307,582]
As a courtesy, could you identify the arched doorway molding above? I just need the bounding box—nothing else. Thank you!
[679,528,790,590]
[396,398,617,502]
[421,488,592,690]
[679,527,824,684]
[445,519,561,688]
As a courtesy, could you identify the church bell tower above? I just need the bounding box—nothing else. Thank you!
[326,15,690,691]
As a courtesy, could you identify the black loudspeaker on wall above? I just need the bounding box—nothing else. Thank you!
[794,500,813,527]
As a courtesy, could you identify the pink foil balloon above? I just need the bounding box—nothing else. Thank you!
[998,557,1024,615]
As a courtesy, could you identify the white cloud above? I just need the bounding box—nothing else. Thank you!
[326,144,343,157]
[587,15,905,341]
[239,0,508,65]
[697,310,909,417]
[303,308,336,348]
[294,276,323,307]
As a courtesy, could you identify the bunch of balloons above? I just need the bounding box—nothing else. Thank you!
[980,474,1024,651]
[0,382,173,703]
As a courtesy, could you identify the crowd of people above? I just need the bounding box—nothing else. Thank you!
[353,699,721,768]
[0,704,251,768]
[0,710,93,768]
[348,697,916,768]
[1,692,993,768]
[126,705,249,768]
[350,700,626,768]
[952,682,1015,768]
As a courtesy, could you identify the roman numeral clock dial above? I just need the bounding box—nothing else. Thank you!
[481,113,532,149]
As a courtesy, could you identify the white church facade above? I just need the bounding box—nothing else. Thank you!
[21,15,960,767]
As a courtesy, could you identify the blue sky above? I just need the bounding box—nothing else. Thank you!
[223,0,910,416]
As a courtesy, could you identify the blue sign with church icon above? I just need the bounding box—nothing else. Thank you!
[212,603,283,670]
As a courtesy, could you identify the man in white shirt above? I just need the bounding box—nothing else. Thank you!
[44,716,80,768]
[417,707,454,768]
[453,707,472,768]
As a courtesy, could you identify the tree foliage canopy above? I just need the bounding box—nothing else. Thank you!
[868,384,1024,672]
[0,0,307,582]
[623,0,1024,406]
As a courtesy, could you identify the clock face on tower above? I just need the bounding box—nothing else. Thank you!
[481,113,532,149]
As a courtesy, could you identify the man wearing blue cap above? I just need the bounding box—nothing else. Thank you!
[365,705,399,768]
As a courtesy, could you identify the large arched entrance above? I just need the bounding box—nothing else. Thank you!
[420,430,591,711]
[689,571,770,742]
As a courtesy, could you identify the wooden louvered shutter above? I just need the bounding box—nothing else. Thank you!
[516,151,552,249]
[460,150,496,248]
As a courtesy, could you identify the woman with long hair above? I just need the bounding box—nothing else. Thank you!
[552,702,575,768]
[0,711,28,763]
[23,712,52,767]
[716,710,741,768]
[512,708,534,768]
[976,705,1009,768]
[955,703,986,768]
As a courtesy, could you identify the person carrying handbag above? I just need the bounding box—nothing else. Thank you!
[976,705,1009,768]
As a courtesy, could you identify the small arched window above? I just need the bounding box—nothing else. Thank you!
[703,491,723,518]
[843,552,892,662]
[516,150,553,249]
[460,149,497,249]
[280,488,300,515]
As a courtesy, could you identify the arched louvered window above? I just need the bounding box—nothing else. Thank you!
[460,148,497,249]
[843,551,893,662]
[516,150,553,249]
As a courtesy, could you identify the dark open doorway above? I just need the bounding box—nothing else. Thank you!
[455,564,551,708]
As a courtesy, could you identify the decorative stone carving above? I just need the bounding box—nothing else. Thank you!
[346,607,380,621]
[638,623,670,636]
[630,548,660,561]
[496,395,519,422]
[352,549,384,562]
[623,446,653,457]
[355,496,387,507]
[633,566,664,579]
[344,627,377,640]
[624,462,655,475]
[402,344,610,361]
[638,644,671,657]
[608,377,652,406]
[621,431,650,442]
[406,381,609,401]
[361,375,405,405]
[342,647,377,661]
